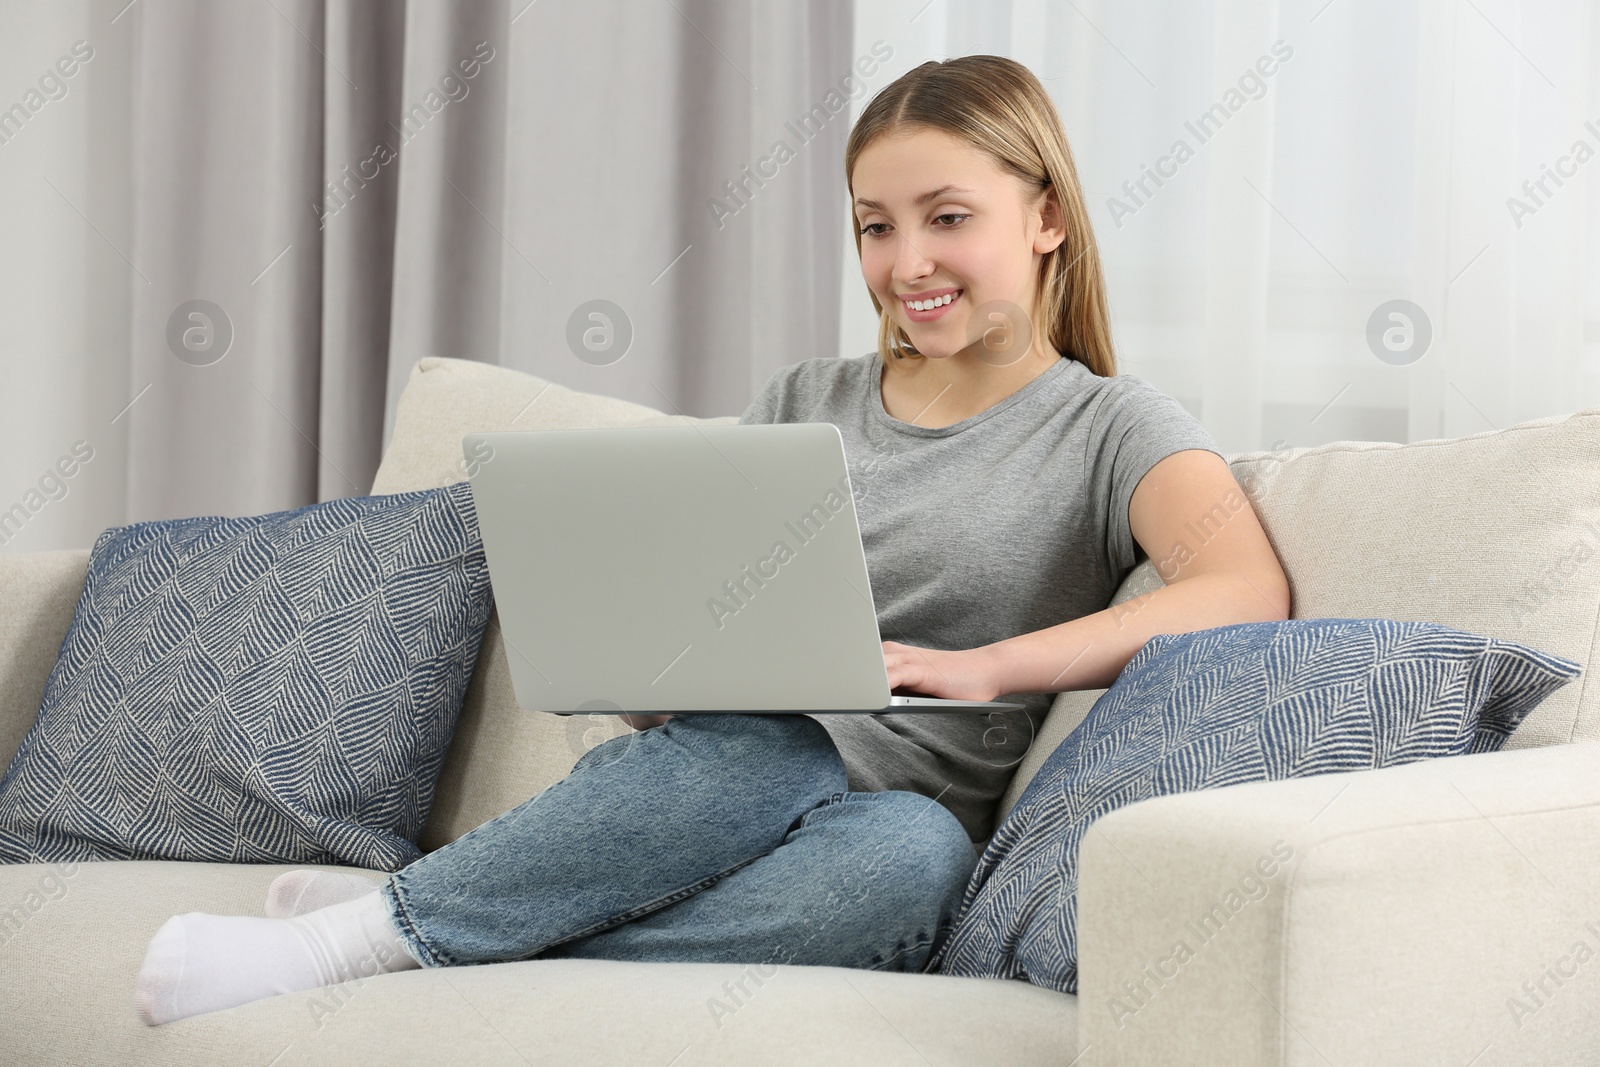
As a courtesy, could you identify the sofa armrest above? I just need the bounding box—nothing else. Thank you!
[0,550,88,769]
[1073,742,1600,1067]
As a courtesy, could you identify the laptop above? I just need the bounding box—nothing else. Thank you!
[462,422,1026,715]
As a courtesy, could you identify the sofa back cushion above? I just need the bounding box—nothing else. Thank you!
[1001,406,1600,821]
[383,360,1599,845]
[374,358,736,850]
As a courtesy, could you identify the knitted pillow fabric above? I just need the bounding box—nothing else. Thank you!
[0,482,493,871]
[931,618,1584,994]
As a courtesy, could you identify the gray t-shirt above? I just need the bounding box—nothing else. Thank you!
[738,351,1223,842]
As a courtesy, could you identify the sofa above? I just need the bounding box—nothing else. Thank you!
[0,355,1596,1066]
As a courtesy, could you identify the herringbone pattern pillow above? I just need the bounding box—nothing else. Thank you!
[931,618,1582,993]
[0,482,493,870]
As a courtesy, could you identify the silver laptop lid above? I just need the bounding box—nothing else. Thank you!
[463,423,894,714]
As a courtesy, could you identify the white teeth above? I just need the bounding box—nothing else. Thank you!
[905,291,958,311]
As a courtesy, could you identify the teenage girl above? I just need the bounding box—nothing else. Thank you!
[135,54,1288,1025]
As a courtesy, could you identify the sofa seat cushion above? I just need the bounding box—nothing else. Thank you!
[0,859,1077,1066]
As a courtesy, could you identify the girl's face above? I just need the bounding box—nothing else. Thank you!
[851,127,1064,364]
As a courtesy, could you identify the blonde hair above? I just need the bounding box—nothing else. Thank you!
[844,55,1116,377]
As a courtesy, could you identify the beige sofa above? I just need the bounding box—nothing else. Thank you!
[1,356,1596,1066]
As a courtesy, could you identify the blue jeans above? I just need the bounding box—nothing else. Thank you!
[378,714,978,973]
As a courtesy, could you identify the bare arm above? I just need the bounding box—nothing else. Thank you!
[983,448,1290,694]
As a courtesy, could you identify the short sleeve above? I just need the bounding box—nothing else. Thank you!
[737,366,788,425]
[1090,376,1225,574]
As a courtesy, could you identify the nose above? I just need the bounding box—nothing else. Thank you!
[892,231,935,290]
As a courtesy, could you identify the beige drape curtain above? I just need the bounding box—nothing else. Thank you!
[129,0,427,516]
[0,0,854,548]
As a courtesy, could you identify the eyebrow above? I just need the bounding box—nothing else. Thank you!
[853,185,978,214]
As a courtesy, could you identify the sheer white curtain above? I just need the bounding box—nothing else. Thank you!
[841,0,1600,453]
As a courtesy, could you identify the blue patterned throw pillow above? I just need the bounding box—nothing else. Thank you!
[0,482,493,871]
[930,618,1583,994]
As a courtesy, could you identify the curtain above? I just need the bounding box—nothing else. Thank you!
[846,0,1600,453]
[6,0,1596,552]
[0,0,854,550]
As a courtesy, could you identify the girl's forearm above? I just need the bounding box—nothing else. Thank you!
[982,572,1290,695]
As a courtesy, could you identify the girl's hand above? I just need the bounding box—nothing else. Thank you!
[881,640,1003,703]
[621,713,673,731]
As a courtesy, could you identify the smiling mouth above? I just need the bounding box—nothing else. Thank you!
[901,289,963,318]
[901,289,961,310]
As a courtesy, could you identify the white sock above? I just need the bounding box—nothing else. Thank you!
[134,890,421,1026]
[264,869,383,918]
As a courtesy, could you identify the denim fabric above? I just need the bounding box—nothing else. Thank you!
[379,714,978,973]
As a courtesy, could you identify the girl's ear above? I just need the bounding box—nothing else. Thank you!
[1034,181,1067,255]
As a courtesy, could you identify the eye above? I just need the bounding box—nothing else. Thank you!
[857,213,971,238]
